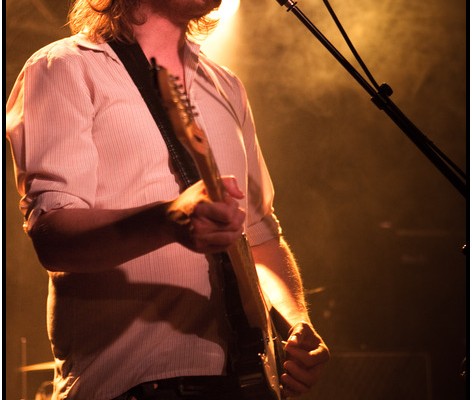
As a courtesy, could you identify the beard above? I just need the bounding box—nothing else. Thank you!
[146,0,222,23]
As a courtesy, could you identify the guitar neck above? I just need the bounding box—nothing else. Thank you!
[156,66,274,331]
[193,144,271,331]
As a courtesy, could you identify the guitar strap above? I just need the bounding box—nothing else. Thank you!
[107,39,252,373]
[107,39,200,189]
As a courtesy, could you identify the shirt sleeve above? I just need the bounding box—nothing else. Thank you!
[190,53,282,247]
[6,45,98,230]
[235,78,282,246]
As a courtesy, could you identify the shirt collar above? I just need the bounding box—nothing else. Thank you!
[73,32,114,56]
[183,39,202,90]
[73,32,202,66]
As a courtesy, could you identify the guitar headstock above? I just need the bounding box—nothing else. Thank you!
[155,62,225,202]
[156,64,209,157]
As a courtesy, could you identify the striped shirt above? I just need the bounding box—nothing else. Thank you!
[6,34,281,399]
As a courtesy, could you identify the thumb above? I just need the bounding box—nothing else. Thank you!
[286,322,318,351]
[222,176,245,199]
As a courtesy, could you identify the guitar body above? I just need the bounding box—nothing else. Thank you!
[233,326,282,400]
[156,65,286,400]
[219,246,284,400]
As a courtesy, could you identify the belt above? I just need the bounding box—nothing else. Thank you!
[117,376,241,400]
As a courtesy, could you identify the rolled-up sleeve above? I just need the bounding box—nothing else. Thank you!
[6,47,98,230]
[195,56,282,247]
[237,82,282,246]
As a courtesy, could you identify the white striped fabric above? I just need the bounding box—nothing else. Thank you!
[6,33,281,400]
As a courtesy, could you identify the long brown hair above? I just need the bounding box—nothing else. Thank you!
[68,0,219,43]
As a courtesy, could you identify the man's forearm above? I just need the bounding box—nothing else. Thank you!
[252,236,311,328]
[28,201,175,273]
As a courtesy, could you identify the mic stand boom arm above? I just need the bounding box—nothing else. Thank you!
[276,0,466,198]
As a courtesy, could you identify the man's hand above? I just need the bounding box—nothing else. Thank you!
[168,176,246,253]
[281,321,330,397]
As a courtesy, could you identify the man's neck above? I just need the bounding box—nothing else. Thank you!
[133,8,188,80]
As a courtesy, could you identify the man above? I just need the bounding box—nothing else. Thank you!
[6,0,329,398]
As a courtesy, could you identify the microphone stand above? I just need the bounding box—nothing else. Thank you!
[275,0,467,198]
[275,0,468,383]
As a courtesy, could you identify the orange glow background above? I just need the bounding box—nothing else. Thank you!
[5,1,467,399]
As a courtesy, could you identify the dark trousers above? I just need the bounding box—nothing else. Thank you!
[113,376,244,400]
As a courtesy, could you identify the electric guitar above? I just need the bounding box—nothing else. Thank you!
[156,65,287,400]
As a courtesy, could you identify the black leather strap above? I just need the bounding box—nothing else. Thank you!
[107,40,200,189]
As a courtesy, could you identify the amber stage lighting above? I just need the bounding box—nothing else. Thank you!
[200,0,241,65]
[5,1,467,400]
